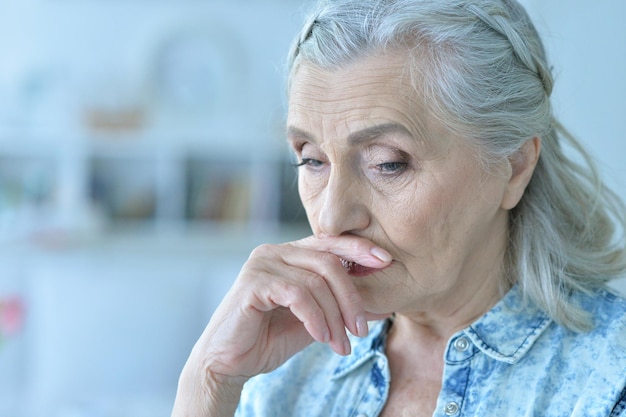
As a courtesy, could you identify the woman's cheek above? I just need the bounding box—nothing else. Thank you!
[298,178,325,219]
[299,169,327,195]
[362,162,416,193]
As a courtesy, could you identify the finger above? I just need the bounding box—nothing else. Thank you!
[296,271,352,355]
[290,235,393,268]
[276,247,367,340]
[270,265,352,355]
[244,266,333,346]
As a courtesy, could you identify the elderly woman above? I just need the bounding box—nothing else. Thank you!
[172,0,626,416]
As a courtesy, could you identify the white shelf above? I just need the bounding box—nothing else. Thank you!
[0,128,304,242]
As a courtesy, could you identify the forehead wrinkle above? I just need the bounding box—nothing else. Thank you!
[287,54,442,153]
[287,122,417,151]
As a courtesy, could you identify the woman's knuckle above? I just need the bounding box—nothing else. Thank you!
[305,273,327,292]
[284,284,309,304]
[349,239,369,255]
[342,289,362,307]
[249,243,276,258]
[318,251,340,266]
[307,306,326,323]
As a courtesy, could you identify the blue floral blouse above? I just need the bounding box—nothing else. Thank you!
[236,285,626,416]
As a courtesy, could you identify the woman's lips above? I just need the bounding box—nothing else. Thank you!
[340,258,385,277]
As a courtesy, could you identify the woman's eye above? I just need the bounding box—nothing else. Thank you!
[295,158,324,168]
[376,161,408,174]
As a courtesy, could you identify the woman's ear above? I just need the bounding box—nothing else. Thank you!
[501,137,541,210]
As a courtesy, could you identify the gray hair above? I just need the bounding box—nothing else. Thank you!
[287,0,626,331]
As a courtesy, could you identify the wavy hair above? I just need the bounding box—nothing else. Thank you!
[286,0,626,331]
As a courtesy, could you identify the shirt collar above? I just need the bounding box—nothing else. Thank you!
[332,319,390,380]
[332,284,553,379]
[464,284,552,364]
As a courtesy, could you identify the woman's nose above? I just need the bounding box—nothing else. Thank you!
[317,172,370,236]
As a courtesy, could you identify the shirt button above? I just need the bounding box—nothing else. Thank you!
[444,401,460,415]
[454,337,469,352]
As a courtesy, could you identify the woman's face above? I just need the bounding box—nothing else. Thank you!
[287,53,513,318]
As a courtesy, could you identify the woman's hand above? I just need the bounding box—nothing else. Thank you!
[171,234,392,417]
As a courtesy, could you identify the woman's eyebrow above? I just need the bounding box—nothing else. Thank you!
[347,123,413,145]
[286,126,315,143]
[286,123,413,145]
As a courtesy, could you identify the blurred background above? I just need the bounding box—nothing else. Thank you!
[0,0,624,416]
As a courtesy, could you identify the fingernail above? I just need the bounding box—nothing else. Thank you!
[356,314,369,338]
[371,247,392,263]
[343,337,352,356]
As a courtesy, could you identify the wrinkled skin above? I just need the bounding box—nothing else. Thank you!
[172,52,539,417]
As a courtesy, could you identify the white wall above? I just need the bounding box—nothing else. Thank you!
[520,1,626,292]
[521,0,626,193]
[0,0,307,141]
